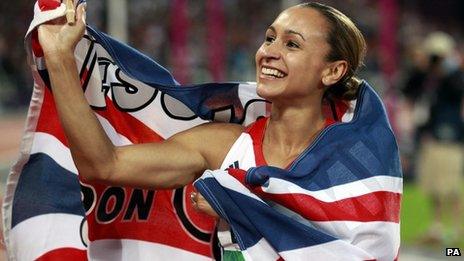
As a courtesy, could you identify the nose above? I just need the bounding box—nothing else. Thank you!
[258,42,281,61]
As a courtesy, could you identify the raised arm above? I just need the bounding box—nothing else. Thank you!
[97,123,242,189]
[37,5,242,189]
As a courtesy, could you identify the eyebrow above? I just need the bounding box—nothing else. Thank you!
[268,26,306,41]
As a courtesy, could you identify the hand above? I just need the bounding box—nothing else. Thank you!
[190,191,219,218]
[37,3,86,56]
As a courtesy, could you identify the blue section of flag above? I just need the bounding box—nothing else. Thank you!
[87,26,252,124]
[86,26,177,86]
[194,82,402,257]
[6,4,268,259]
[196,177,336,252]
[245,83,401,191]
[12,153,85,228]
[288,82,401,177]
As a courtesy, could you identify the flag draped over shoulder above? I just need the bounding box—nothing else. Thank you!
[2,1,402,260]
[2,1,267,260]
[194,82,403,261]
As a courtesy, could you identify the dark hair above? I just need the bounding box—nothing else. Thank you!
[299,2,367,100]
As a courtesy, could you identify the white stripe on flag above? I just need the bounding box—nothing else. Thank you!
[199,170,265,203]
[127,92,207,139]
[91,41,205,139]
[241,238,279,261]
[262,175,402,202]
[88,239,210,261]
[31,132,78,174]
[312,221,400,261]
[236,83,268,126]
[9,213,86,261]
[95,114,132,146]
[279,239,373,261]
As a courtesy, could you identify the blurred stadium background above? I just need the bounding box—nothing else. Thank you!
[0,0,463,260]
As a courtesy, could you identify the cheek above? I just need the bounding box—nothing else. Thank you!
[255,45,265,65]
[288,57,313,79]
[298,56,326,76]
[288,57,326,88]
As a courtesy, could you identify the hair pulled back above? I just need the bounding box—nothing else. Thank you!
[299,2,367,100]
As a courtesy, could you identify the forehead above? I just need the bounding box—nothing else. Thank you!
[271,7,329,39]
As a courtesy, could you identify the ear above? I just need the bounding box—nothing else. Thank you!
[321,60,348,87]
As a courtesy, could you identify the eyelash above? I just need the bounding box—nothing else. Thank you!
[264,35,300,49]
[286,41,299,48]
[265,36,275,43]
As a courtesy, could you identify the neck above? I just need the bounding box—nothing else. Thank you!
[264,97,326,155]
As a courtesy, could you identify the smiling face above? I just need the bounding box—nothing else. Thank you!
[255,7,332,104]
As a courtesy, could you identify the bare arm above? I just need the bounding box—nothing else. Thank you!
[38,5,242,190]
[102,123,242,189]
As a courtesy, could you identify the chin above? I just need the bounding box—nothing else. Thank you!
[256,82,269,97]
[256,83,279,100]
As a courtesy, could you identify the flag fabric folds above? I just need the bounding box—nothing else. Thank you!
[2,1,402,260]
[194,82,403,261]
[2,1,267,260]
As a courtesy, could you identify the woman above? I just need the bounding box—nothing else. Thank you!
[38,2,399,260]
[38,1,363,191]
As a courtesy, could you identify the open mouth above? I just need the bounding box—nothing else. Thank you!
[260,66,287,78]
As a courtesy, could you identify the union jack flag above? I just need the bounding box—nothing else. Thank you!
[195,82,402,261]
[2,1,401,260]
[2,0,267,260]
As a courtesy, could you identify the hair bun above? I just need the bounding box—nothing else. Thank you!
[325,76,361,100]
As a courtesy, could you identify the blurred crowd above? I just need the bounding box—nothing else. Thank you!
[0,0,463,246]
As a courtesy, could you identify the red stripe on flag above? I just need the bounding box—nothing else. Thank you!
[227,168,248,186]
[36,247,87,261]
[80,68,90,86]
[38,0,61,11]
[256,190,401,223]
[31,30,44,58]
[36,86,164,147]
[33,1,63,57]
[95,97,164,144]
[36,86,68,146]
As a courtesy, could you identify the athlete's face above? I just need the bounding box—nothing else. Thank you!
[255,7,331,102]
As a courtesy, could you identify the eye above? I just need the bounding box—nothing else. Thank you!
[265,35,275,44]
[286,40,300,49]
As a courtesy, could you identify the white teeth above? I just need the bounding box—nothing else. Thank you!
[261,67,284,78]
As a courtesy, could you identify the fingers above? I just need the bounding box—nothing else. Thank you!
[68,3,86,43]
[65,0,75,24]
[190,192,219,218]
[190,192,200,210]
[72,3,86,36]
[36,1,87,55]
[76,3,87,26]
